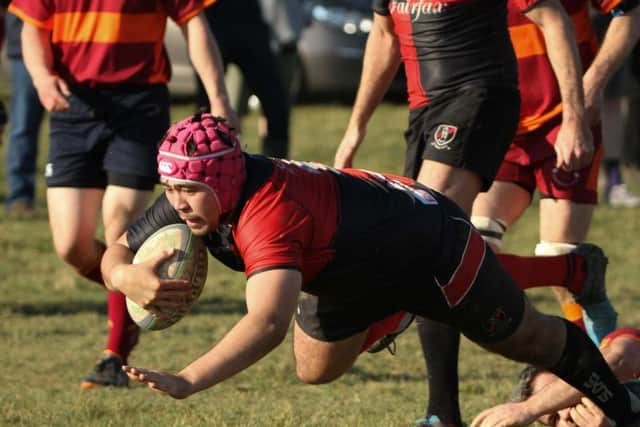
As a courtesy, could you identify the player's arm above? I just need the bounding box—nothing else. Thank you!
[124,268,302,399]
[584,3,640,124]
[20,21,70,111]
[334,12,401,168]
[471,338,638,427]
[179,12,240,130]
[524,0,592,171]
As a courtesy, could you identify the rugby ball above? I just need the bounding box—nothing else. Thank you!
[126,223,208,330]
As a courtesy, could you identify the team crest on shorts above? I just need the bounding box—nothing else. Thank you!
[431,124,458,150]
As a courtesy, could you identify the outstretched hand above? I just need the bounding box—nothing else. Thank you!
[123,365,192,399]
[471,402,537,427]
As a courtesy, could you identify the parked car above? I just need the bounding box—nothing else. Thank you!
[295,0,405,101]
[164,0,406,103]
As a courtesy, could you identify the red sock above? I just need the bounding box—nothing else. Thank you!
[77,240,106,286]
[106,291,139,364]
[496,253,587,293]
[360,311,406,353]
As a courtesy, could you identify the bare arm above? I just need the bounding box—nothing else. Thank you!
[123,269,302,398]
[334,13,401,168]
[180,13,240,130]
[471,337,640,427]
[583,6,640,124]
[525,0,592,171]
[21,22,70,111]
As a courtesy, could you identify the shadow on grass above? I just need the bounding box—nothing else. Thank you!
[2,299,107,316]
[3,296,246,316]
[348,365,424,382]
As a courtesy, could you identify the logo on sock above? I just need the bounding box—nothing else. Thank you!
[583,372,613,403]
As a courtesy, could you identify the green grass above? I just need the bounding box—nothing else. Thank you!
[1,90,639,426]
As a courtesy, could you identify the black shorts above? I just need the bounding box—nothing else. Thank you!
[403,85,520,190]
[296,203,526,345]
[45,84,170,190]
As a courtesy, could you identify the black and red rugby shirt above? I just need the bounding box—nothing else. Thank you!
[373,0,519,109]
[127,155,456,295]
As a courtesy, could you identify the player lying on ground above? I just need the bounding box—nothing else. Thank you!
[100,114,640,425]
[472,328,640,427]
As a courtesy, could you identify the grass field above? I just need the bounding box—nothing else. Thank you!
[1,83,639,427]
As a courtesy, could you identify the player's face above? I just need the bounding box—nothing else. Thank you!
[162,179,220,235]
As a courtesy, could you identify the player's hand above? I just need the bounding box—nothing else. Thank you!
[123,365,193,399]
[569,397,612,427]
[32,74,71,112]
[209,99,241,133]
[471,402,537,427]
[554,117,594,171]
[109,249,191,316]
[334,127,365,169]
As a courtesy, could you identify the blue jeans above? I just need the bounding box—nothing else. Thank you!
[6,58,45,207]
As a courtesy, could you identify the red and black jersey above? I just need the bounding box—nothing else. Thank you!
[128,155,463,296]
[373,0,518,110]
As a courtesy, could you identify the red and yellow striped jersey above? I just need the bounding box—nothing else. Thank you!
[508,0,620,135]
[9,0,214,86]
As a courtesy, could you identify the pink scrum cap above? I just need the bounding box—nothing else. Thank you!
[157,113,246,217]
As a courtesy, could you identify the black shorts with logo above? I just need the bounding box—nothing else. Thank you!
[295,192,526,345]
[403,85,520,190]
[46,84,170,190]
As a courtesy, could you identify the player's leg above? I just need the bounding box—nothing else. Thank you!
[45,90,109,286]
[237,27,290,159]
[409,86,520,427]
[47,187,105,283]
[293,324,366,384]
[100,181,154,367]
[293,291,398,384]
[536,133,616,344]
[436,248,636,425]
[84,85,169,389]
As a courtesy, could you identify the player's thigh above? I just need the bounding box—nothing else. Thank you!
[539,199,595,243]
[47,187,104,257]
[535,126,602,242]
[417,160,482,213]
[102,184,154,244]
[293,291,396,383]
[293,322,366,384]
[472,180,532,228]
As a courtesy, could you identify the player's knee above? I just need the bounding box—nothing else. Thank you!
[483,303,563,367]
[471,216,507,252]
[55,241,91,268]
[294,359,342,385]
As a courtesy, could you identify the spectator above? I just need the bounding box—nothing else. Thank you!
[8,0,236,390]
[4,8,45,213]
[195,0,290,158]
[592,12,640,207]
